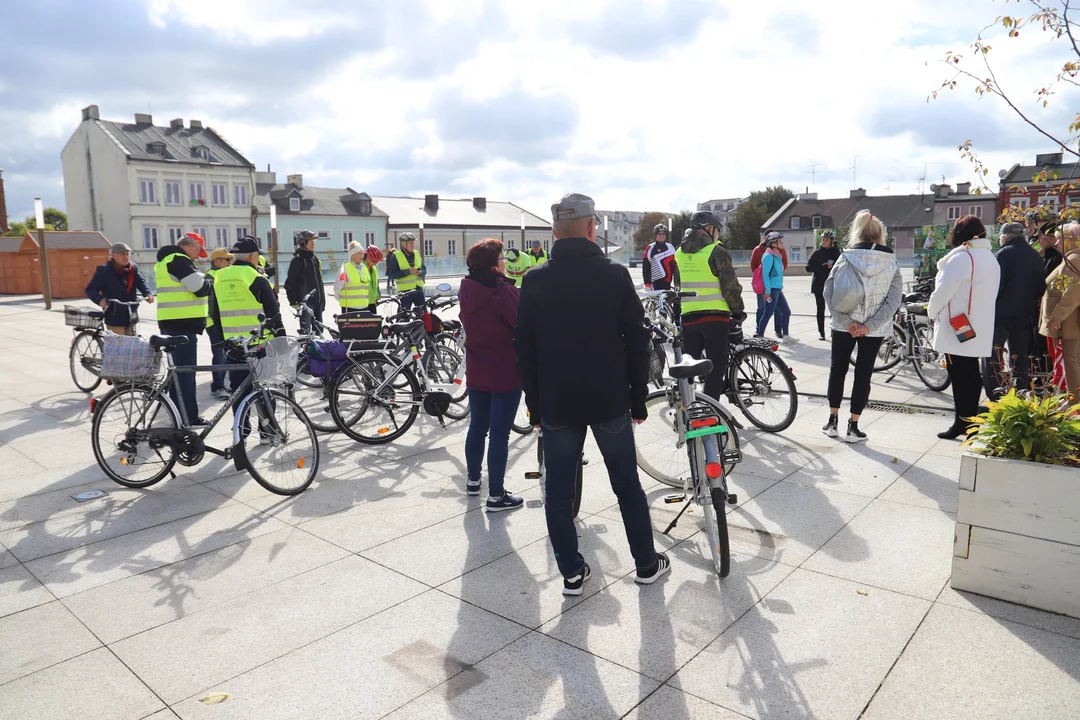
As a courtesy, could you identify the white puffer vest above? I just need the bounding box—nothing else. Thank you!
[834,248,899,337]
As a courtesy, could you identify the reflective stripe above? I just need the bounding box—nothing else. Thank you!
[680,281,720,288]
[219,309,255,317]
[157,299,206,308]
[675,243,730,314]
[154,253,209,321]
[156,286,189,293]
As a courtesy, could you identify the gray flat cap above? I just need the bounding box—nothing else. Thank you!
[110,242,132,254]
[1000,222,1026,240]
[551,192,595,221]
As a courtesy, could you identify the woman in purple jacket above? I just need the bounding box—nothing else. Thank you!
[459,239,525,512]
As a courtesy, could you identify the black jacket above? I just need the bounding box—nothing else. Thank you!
[85,260,152,327]
[1043,245,1064,278]
[154,245,211,335]
[207,260,284,338]
[806,246,841,295]
[515,237,650,426]
[284,248,325,308]
[995,238,1046,325]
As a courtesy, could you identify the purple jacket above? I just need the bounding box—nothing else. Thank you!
[459,272,521,393]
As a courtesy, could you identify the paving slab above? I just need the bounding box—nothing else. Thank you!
[0,600,101,685]
[783,441,923,498]
[936,583,1080,641]
[0,560,54,619]
[879,453,962,513]
[624,684,748,720]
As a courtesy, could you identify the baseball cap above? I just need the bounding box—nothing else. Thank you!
[230,237,261,254]
[180,232,208,258]
[109,242,132,254]
[209,248,234,262]
[1000,222,1026,240]
[550,192,595,222]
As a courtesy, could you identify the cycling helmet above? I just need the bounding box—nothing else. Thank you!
[295,229,317,246]
[506,248,521,261]
[653,223,668,236]
[399,232,417,244]
[763,230,784,246]
[364,245,384,263]
[690,210,723,229]
[821,230,836,239]
[1026,210,1041,224]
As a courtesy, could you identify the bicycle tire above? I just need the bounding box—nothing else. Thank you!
[635,390,740,489]
[848,322,905,372]
[240,390,319,495]
[328,352,421,444]
[704,485,731,578]
[291,355,339,434]
[424,344,470,420]
[511,399,534,435]
[70,331,103,393]
[911,323,951,392]
[729,347,798,432]
[91,386,178,488]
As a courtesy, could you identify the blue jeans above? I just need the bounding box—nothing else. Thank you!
[164,331,199,424]
[465,389,522,498]
[756,289,790,337]
[542,413,657,577]
[399,288,426,312]
[207,325,227,392]
[756,294,782,335]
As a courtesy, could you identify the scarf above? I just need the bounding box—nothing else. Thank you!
[111,260,135,294]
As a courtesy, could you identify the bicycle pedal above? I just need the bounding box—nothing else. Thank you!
[727,493,738,505]
[524,472,542,479]
[664,494,686,504]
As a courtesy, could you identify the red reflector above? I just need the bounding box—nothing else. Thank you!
[771,345,779,352]
[89,397,97,413]
[706,462,722,479]
[422,313,435,333]
[689,418,718,429]
[453,378,462,385]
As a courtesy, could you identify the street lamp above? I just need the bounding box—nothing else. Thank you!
[520,211,525,249]
[35,198,52,310]
[269,202,280,293]
[603,214,609,258]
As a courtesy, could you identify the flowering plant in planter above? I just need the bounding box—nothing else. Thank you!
[964,389,1080,467]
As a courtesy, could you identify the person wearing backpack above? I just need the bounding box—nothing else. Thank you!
[755,233,794,342]
[806,230,841,341]
[751,234,788,333]
[822,211,902,442]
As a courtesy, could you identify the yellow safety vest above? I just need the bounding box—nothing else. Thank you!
[213,264,264,340]
[529,249,549,266]
[504,253,533,286]
[154,253,208,321]
[257,255,268,275]
[675,242,730,314]
[393,249,424,292]
[206,268,218,328]
[339,262,379,308]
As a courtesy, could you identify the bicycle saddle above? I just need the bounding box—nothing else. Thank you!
[668,357,713,379]
[149,335,190,351]
[904,303,929,316]
[901,292,927,303]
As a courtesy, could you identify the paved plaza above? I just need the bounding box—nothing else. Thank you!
[0,274,1078,719]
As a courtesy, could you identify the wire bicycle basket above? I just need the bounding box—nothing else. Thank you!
[253,336,300,387]
[64,305,103,330]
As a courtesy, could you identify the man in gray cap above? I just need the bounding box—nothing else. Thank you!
[516,192,669,596]
[983,221,1046,398]
[85,242,154,335]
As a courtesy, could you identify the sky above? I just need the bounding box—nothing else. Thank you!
[1,0,1076,224]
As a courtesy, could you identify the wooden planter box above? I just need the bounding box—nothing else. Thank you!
[952,454,1080,619]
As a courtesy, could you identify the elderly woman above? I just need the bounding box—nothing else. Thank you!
[335,241,383,314]
[1041,223,1080,396]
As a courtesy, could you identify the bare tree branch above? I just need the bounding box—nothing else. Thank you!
[1064,1,1080,59]
[979,51,1080,157]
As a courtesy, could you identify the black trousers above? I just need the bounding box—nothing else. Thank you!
[946,354,982,427]
[813,292,827,337]
[682,318,730,400]
[982,321,1031,399]
[828,331,884,416]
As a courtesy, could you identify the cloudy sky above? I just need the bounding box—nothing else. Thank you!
[1,0,1075,223]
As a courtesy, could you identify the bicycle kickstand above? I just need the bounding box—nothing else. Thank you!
[661,495,694,536]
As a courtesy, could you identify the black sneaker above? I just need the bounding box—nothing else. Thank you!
[485,493,524,512]
[635,552,671,584]
[822,415,839,438]
[844,420,868,443]
[189,416,211,428]
[466,479,481,496]
[819,334,827,342]
[563,563,591,596]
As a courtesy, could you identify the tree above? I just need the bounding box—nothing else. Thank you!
[23,208,67,232]
[726,185,794,249]
[3,221,29,237]
[669,210,693,247]
[632,211,670,253]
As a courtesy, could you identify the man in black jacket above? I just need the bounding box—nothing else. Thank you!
[85,243,154,334]
[516,192,669,596]
[806,231,841,341]
[284,230,325,333]
[984,222,1047,397]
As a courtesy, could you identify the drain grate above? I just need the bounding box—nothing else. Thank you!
[863,400,952,416]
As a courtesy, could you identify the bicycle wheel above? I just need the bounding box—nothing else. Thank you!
[91,386,178,488]
[70,331,103,393]
[911,323,951,392]
[291,355,339,433]
[635,390,739,488]
[729,347,798,432]
[329,352,421,444]
[848,322,905,372]
[424,344,469,420]
[239,390,319,495]
[511,398,534,435]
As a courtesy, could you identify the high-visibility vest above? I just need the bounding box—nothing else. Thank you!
[504,253,533,286]
[393,249,424,292]
[154,253,208,321]
[339,262,379,308]
[206,268,218,328]
[529,249,549,266]
[675,243,730,314]
[213,264,264,339]
[257,255,268,275]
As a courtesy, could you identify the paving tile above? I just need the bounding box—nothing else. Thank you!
[0,445,46,483]
[111,555,427,703]
[803,499,956,599]
[542,540,795,681]
[624,684,748,720]
[172,589,527,720]
[0,561,54,619]
[936,583,1080,641]
[0,648,164,720]
[725,482,873,566]
[8,427,93,468]
[880,453,962,513]
[0,601,101,685]
[0,463,115,504]
[383,631,658,720]
[783,442,923,498]
[25,502,290,598]
[64,527,349,643]
[863,603,1080,720]
[671,569,930,720]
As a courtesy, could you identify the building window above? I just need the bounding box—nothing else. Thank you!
[812,215,822,229]
[142,226,160,249]
[1013,196,1031,209]
[790,216,801,230]
[214,227,230,248]
[947,205,962,220]
[211,183,228,206]
[164,181,182,205]
[507,238,516,250]
[168,226,184,244]
[1041,194,1061,209]
[233,184,249,207]
[289,197,301,212]
[364,231,376,246]
[342,230,354,250]
[424,239,434,256]
[189,182,205,205]
[235,226,249,241]
[139,179,157,204]
[447,239,457,257]
[191,226,208,243]
[543,239,550,252]
[317,230,330,241]
[970,205,983,218]
[790,247,801,263]
[359,200,371,215]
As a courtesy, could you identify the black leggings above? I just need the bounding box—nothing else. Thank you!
[828,331,884,416]
[813,292,826,337]
[946,354,982,426]
[682,319,730,400]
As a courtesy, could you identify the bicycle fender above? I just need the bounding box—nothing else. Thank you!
[230,392,261,472]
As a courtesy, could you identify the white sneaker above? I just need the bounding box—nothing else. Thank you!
[212,388,230,401]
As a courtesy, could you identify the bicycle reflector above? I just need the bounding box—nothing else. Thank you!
[89,397,97,414]
[422,312,435,333]
[705,462,723,479]
[689,418,718,429]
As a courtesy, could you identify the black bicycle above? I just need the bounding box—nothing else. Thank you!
[66,299,145,393]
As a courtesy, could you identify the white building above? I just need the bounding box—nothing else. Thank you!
[61,105,256,267]
[697,197,743,234]
[595,209,646,254]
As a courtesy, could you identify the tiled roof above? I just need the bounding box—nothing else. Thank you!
[255,184,390,218]
[371,196,550,229]
[24,231,112,249]
[769,194,936,231]
[934,193,998,202]
[1001,161,1080,186]
[0,236,23,253]
[96,120,253,168]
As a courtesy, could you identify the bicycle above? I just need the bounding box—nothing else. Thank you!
[855,301,951,392]
[90,321,320,496]
[524,425,583,518]
[66,299,145,393]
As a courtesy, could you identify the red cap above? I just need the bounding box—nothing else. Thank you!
[183,232,208,258]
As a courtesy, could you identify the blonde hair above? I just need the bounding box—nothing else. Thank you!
[1063,222,1080,252]
[848,210,885,247]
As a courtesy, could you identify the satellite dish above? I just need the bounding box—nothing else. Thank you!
[998,169,1008,179]
[929,184,937,191]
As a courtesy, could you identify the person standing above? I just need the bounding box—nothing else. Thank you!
[85,242,154,336]
[822,211,902,442]
[335,242,383,314]
[528,239,549,266]
[503,248,533,287]
[1041,222,1080,395]
[674,210,745,401]
[643,224,679,291]
[516,192,669,596]
[285,230,325,334]
[387,232,427,312]
[756,233,794,342]
[927,216,1001,439]
[751,233,788,333]
[806,231,840,341]
[982,222,1046,398]
[459,238,524,511]
[205,248,234,401]
[154,232,212,426]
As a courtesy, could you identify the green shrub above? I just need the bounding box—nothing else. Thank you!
[964,389,1080,466]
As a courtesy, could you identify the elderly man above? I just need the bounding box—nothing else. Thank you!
[516,192,669,596]
[528,239,549,266]
[85,242,154,335]
[387,232,427,311]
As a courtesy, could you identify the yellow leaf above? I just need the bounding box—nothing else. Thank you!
[857,589,869,596]
[891,457,899,464]
[200,693,230,705]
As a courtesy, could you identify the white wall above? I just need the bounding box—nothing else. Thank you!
[60,127,92,232]
[60,120,130,246]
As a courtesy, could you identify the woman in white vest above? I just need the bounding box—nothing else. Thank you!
[928,216,1001,439]
[334,242,384,314]
[823,211,903,442]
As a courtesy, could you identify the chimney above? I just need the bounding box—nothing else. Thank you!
[134,112,152,125]
[286,174,303,188]
[81,105,100,121]
[189,119,203,129]
[797,192,818,201]
[0,168,8,234]
[424,194,439,213]
[1035,152,1064,166]
[472,196,486,211]
[169,118,183,130]
[934,184,951,199]
[850,188,867,199]
[255,170,277,185]
[956,182,972,195]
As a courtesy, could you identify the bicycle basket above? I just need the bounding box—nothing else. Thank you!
[100,332,162,381]
[336,311,383,341]
[65,305,102,330]
[254,336,300,386]
[649,341,667,384]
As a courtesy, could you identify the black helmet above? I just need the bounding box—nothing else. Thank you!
[241,234,262,248]
[653,223,668,236]
[295,229,317,246]
[399,232,417,244]
[691,210,723,229]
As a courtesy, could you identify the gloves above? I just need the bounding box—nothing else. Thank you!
[730,312,746,325]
